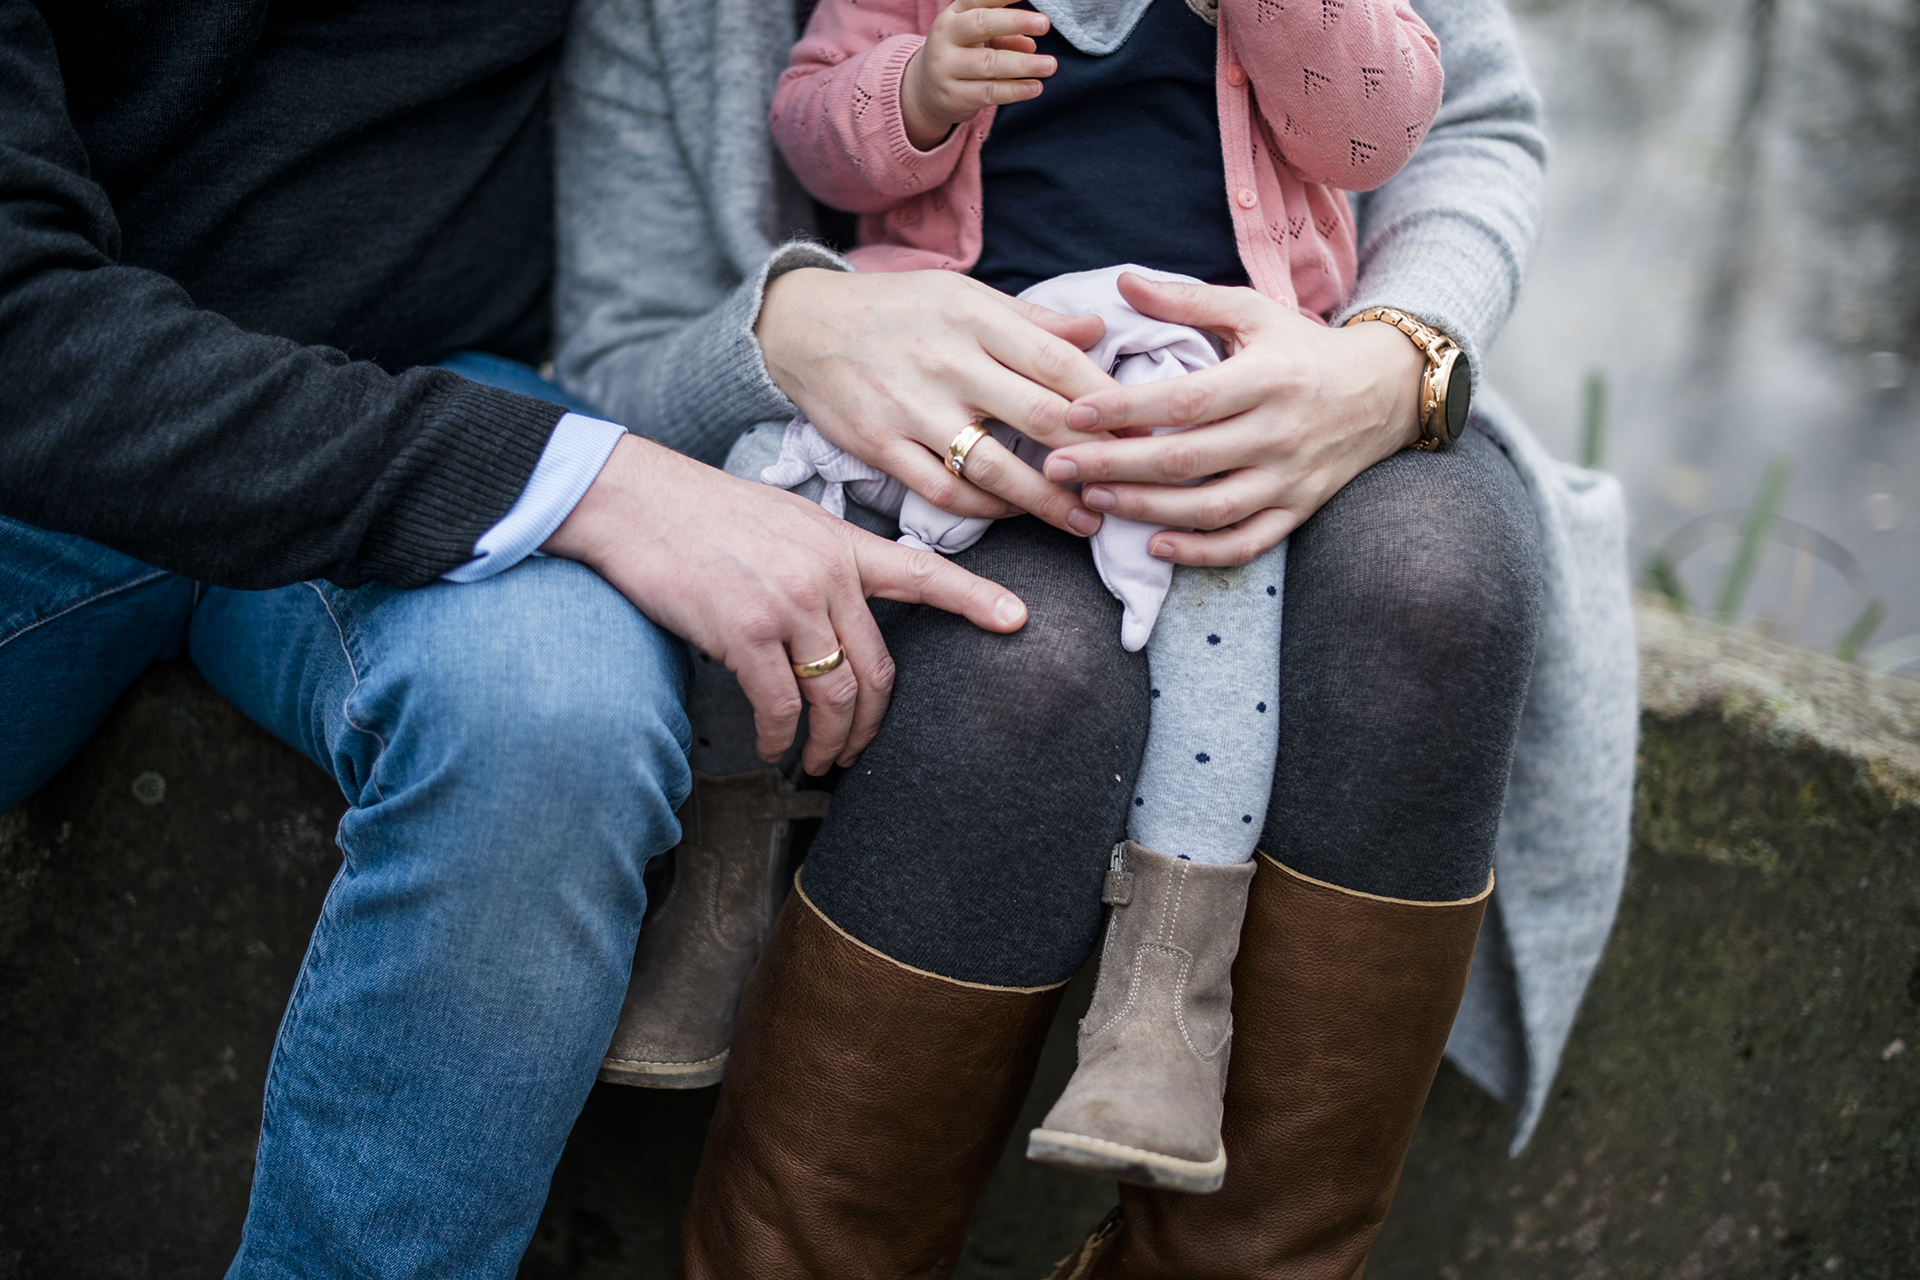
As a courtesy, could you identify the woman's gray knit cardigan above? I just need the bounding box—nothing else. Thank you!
[552,0,1638,1152]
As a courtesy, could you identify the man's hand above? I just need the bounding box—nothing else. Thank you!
[542,435,1027,774]
[902,0,1056,150]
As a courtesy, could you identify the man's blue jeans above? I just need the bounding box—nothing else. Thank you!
[0,367,692,1273]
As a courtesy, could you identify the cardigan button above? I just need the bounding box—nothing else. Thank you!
[1225,63,1247,87]
[1235,187,1258,209]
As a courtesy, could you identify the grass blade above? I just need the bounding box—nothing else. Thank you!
[1581,371,1607,470]
[1838,598,1886,662]
[1714,457,1791,620]
[1644,551,1689,612]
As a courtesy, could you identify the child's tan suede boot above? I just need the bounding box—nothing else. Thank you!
[1027,840,1255,1193]
[597,769,828,1088]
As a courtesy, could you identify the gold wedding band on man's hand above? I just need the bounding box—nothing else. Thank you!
[946,422,992,477]
[790,645,847,679]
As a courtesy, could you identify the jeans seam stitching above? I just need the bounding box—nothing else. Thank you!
[305,583,391,806]
[0,569,172,652]
[256,844,353,1141]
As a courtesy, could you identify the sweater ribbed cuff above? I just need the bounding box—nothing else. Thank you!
[352,378,564,587]
[871,36,973,194]
[731,237,854,417]
[1340,212,1526,372]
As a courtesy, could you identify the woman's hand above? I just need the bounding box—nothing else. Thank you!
[756,267,1116,538]
[1040,273,1425,566]
[544,436,1028,775]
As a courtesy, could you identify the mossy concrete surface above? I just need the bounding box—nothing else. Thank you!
[1370,603,1920,1279]
[4,605,1918,1277]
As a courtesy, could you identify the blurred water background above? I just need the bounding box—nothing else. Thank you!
[1488,0,1920,673]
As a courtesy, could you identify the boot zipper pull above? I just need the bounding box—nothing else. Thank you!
[1103,843,1134,906]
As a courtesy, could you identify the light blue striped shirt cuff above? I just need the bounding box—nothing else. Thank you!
[441,412,627,583]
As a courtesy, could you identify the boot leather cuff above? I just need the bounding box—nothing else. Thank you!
[679,874,1065,1279]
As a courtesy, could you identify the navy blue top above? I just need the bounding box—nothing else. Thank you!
[970,0,1247,296]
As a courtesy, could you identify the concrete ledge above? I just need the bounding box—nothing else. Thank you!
[1372,602,1920,1278]
[0,663,346,1273]
[3,604,1917,1276]
[1637,600,1920,798]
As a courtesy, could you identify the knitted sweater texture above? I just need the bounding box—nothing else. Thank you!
[771,0,1443,318]
[554,0,1638,1151]
[0,0,572,588]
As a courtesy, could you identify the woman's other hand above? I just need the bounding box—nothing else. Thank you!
[543,436,1028,775]
[757,266,1116,538]
[1039,273,1425,566]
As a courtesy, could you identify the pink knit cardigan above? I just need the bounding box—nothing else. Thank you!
[771,0,1444,321]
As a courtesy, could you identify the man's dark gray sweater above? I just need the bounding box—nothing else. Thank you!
[0,0,575,588]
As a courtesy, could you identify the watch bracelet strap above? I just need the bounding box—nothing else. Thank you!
[1344,306,1457,450]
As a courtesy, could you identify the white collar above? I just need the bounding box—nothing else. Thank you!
[1025,0,1160,56]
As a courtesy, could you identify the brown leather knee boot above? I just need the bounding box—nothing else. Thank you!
[1051,852,1491,1280]
[678,873,1066,1280]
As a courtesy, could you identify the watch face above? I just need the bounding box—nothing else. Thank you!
[1443,352,1472,443]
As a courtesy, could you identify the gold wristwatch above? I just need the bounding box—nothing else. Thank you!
[1344,307,1471,451]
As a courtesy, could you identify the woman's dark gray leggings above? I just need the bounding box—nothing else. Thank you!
[802,426,1543,987]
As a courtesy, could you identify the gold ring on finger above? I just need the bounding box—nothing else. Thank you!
[790,645,847,679]
[946,422,993,478]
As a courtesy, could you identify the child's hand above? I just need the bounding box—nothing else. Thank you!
[902,0,1055,151]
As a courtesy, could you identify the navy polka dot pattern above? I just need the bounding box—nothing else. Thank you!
[1126,540,1288,866]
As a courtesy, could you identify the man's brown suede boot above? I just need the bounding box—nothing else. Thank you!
[1045,853,1492,1280]
[598,769,828,1088]
[1027,841,1255,1193]
[677,874,1065,1280]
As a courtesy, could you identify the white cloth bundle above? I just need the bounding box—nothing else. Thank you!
[762,264,1221,650]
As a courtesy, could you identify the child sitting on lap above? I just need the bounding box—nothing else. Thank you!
[766,0,1443,1193]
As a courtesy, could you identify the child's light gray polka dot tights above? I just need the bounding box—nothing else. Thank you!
[1127,541,1287,865]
